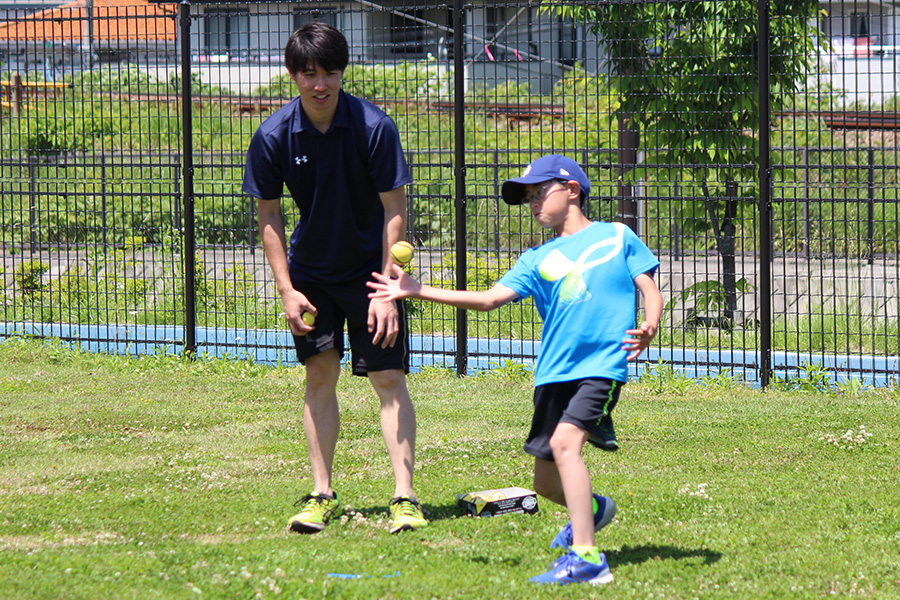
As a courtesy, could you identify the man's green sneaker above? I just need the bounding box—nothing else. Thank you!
[389,495,428,533]
[288,492,340,534]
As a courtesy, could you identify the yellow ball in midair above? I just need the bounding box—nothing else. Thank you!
[390,241,414,265]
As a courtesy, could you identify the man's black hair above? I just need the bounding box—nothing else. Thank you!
[285,21,349,75]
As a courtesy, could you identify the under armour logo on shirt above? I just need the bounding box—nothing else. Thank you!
[294,156,308,164]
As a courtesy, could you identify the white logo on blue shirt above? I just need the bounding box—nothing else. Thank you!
[537,222,626,307]
[294,156,308,164]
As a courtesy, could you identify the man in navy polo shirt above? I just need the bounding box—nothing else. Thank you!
[242,21,427,535]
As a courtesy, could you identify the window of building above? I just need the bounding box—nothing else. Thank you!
[390,10,427,56]
[557,14,577,66]
[521,8,578,64]
[485,6,513,60]
[204,9,249,57]
[294,10,336,31]
[850,12,869,38]
[439,8,459,61]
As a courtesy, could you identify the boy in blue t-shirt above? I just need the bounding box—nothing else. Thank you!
[368,155,663,585]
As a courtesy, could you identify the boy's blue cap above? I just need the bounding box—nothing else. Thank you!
[501,154,591,206]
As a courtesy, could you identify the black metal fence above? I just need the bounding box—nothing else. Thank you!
[2,0,899,388]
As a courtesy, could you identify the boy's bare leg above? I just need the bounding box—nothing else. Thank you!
[369,368,416,498]
[533,457,565,505]
[549,422,595,548]
[302,349,342,496]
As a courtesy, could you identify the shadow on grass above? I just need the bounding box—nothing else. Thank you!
[460,545,717,573]
[346,500,465,523]
[421,501,470,522]
[469,555,522,567]
[608,544,722,567]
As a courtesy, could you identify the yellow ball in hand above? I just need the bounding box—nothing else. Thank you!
[390,241,414,265]
[301,312,315,326]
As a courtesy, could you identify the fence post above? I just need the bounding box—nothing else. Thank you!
[673,180,680,261]
[867,148,875,265]
[101,153,108,250]
[770,184,775,263]
[12,73,23,116]
[757,0,773,389]
[406,149,416,245]
[173,155,181,231]
[492,148,500,255]
[617,117,638,231]
[673,207,680,262]
[453,0,467,377]
[179,1,197,357]
[407,182,415,245]
[802,148,809,259]
[248,197,256,256]
[581,148,589,217]
[28,157,37,253]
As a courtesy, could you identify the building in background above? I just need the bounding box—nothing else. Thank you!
[819,0,900,105]
[1,0,68,22]
[2,0,898,104]
[144,1,591,95]
[0,0,176,80]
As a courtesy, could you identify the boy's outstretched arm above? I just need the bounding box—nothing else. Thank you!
[623,272,664,361]
[368,264,519,312]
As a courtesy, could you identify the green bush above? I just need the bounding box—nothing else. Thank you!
[251,60,451,102]
[344,60,451,102]
[71,65,171,95]
[13,260,49,299]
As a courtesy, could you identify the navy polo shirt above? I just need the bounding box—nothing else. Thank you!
[243,91,412,284]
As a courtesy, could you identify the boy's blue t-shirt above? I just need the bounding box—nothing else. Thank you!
[498,222,660,386]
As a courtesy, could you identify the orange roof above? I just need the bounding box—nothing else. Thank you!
[0,0,176,43]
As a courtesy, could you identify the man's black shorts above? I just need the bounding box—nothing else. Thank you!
[290,274,409,376]
[523,377,623,461]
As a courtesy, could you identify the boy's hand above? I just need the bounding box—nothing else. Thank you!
[623,321,657,361]
[367,263,421,301]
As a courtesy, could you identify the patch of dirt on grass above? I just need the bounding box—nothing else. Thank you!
[0,531,125,551]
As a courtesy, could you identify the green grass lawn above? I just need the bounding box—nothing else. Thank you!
[1,337,899,599]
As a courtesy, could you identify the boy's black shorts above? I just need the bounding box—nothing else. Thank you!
[290,274,410,376]
[523,377,623,461]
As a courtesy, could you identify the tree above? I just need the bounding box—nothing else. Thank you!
[546,0,826,325]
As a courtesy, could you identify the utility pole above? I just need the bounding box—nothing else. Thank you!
[84,0,95,70]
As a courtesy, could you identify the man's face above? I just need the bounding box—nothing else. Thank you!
[291,62,343,120]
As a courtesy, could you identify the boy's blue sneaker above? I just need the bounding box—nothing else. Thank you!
[550,494,616,550]
[530,551,614,585]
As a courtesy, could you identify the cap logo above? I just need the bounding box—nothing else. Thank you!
[559,168,570,177]
[522,165,532,176]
